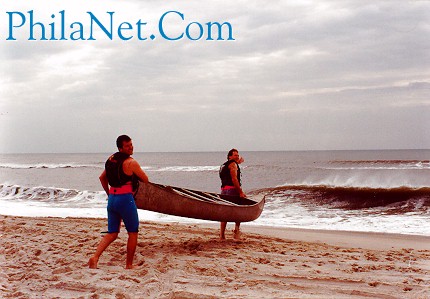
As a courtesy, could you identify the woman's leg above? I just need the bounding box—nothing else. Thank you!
[89,232,119,268]
[126,232,138,269]
[233,222,241,239]
[220,222,227,240]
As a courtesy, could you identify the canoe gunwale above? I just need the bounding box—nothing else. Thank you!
[134,182,265,222]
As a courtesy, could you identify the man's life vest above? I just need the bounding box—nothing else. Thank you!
[219,160,241,188]
[105,152,136,188]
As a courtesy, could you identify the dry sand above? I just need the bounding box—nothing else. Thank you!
[0,215,429,299]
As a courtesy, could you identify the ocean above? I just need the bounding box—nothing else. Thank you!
[0,150,429,236]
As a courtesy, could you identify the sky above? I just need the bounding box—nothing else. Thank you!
[0,0,429,153]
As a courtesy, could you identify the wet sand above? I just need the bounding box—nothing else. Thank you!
[1,215,429,298]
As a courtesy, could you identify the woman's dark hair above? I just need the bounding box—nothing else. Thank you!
[116,135,131,149]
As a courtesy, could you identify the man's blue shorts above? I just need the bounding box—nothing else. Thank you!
[107,193,139,233]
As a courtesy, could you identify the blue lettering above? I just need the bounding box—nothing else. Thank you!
[159,10,184,41]
[206,22,235,41]
[6,11,26,40]
[49,14,57,40]
[118,22,133,40]
[136,20,148,40]
[88,12,114,40]
[70,22,85,40]
[58,10,67,40]
[185,22,204,41]
[28,10,47,41]
[5,10,235,42]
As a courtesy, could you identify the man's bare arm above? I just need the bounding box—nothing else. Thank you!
[128,159,149,183]
[229,163,246,198]
[99,170,109,195]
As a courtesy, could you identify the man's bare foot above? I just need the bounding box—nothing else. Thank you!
[125,264,134,270]
[219,234,226,240]
[88,257,98,269]
[233,229,241,240]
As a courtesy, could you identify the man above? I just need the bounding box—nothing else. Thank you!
[89,135,149,269]
[219,148,246,240]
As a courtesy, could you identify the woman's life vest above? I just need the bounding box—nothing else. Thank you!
[219,160,241,188]
[105,152,136,188]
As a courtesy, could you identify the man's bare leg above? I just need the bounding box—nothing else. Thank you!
[233,222,241,240]
[125,232,138,269]
[89,232,118,269]
[220,222,227,240]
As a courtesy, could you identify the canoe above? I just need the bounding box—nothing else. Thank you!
[134,182,265,222]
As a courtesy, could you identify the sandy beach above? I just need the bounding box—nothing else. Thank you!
[1,215,429,299]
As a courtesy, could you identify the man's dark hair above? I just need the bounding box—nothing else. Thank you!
[227,148,238,159]
[116,135,131,149]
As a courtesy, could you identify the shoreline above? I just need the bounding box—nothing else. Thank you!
[241,225,430,251]
[2,211,430,238]
[1,215,429,298]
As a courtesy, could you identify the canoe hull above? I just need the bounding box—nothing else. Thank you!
[134,182,265,222]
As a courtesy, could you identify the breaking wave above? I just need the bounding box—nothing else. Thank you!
[0,184,105,208]
[0,163,219,172]
[0,163,101,170]
[326,159,430,170]
[267,184,430,211]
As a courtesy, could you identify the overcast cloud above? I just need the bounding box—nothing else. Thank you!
[0,0,429,153]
